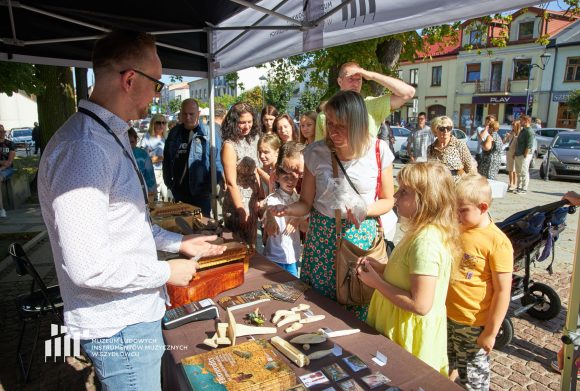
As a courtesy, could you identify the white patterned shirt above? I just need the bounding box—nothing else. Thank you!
[38,100,182,339]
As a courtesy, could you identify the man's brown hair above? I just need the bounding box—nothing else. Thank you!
[92,30,156,76]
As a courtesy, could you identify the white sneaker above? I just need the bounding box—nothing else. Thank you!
[0,209,6,218]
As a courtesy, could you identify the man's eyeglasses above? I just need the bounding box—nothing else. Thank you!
[437,126,453,132]
[120,69,165,93]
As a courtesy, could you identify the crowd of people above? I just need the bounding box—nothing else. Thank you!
[34,29,577,391]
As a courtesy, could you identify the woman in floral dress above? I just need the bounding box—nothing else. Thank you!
[477,119,503,180]
[221,103,261,248]
[269,91,395,321]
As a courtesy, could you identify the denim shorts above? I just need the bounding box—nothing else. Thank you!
[81,320,164,391]
[0,167,14,181]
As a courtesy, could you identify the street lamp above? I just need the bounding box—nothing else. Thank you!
[259,75,267,108]
[524,52,552,116]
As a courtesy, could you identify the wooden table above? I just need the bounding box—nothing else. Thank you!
[161,254,461,390]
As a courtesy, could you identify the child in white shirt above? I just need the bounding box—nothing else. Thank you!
[264,142,307,277]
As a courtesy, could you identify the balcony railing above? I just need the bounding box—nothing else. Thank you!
[474,79,512,94]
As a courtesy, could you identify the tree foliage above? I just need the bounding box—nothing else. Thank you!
[0,62,42,96]
[568,90,580,116]
[168,98,182,114]
[297,88,324,113]
[215,94,237,109]
[237,87,263,113]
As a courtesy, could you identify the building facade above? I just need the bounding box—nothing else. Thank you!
[398,7,579,131]
[188,76,236,104]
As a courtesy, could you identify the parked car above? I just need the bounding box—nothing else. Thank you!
[399,128,465,163]
[535,128,573,157]
[390,126,410,158]
[8,127,35,149]
[540,131,580,181]
[139,118,151,132]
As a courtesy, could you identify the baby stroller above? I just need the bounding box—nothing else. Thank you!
[494,200,576,349]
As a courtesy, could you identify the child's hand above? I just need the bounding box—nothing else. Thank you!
[264,212,280,236]
[345,207,362,228]
[476,330,495,355]
[356,258,381,289]
[268,204,288,217]
[283,218,300,235]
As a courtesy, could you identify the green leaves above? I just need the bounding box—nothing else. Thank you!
[0,62,42,96]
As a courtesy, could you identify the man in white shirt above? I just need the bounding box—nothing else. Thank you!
[38,30,225,390]
[406,111,433,163]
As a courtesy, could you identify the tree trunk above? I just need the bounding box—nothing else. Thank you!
[74,67,89,103]
[373,38,404,95]
[35,65,76,149]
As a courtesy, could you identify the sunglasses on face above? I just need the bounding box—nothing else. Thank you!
[437,126,453,132]
[155,121,167,125]
[276,165,303,179]
[120,69,165,93]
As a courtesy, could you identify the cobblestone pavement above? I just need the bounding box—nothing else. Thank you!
[0,164,579,390]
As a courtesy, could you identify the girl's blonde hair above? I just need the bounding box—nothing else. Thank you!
[397,161,462,262]
[258,133,282,152]
[147,114,168,137]
[324,90,370,159]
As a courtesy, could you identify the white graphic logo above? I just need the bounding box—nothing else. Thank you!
[44,324,82,361]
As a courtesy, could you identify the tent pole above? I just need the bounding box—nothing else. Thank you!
[561,212,580,390]
[207,29,218,220]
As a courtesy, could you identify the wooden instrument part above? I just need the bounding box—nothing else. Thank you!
[271,336,310,368]
[197,241,250,272]
[150,202,201,218]
[166,241,249,308]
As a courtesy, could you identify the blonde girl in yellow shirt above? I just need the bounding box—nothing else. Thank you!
[357,161,462,375]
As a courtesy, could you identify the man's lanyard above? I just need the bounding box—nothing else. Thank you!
[77,107,150,210]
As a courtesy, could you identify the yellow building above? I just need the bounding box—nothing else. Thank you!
[398,7,578,130]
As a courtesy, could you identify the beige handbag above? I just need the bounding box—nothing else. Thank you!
[331,141,387,306]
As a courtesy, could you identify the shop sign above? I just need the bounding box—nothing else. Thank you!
[472,95,528,104]
[552,92,570,102]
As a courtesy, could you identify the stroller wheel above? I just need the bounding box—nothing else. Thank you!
[520,282,561,320]
[494,317,514,350]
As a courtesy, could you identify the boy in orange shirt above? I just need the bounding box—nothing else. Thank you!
[447,175,513,390]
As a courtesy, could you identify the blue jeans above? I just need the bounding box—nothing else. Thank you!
[0,167,14,181]
[275,261,299,277]
[81,320,164,391]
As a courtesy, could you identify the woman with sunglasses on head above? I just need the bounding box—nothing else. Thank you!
[141,113,169,201]
[269,91,395,321]
[427,116,475,180]
[221,103,262,249]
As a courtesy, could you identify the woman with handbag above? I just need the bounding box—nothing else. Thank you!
[477,119,503,180]
[269,90,395,320]
[357,162,461,375]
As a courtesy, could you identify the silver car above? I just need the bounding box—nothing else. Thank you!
[540,131,580,181]
[399,128,466,163]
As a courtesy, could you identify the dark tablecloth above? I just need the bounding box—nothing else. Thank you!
[162,254,461,390]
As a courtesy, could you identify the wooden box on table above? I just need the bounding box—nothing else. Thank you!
[166,241,249,309]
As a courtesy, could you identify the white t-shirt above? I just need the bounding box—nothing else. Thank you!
[264,188,302,264]
[304,139,394,218]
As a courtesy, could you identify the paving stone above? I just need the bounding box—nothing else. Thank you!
[530,372,554,386]
[493,375,516,390]
[511,385,527,391]
[511,362,533,376]
[492,363,513,377]
[527,383,551,391]
[509,372,532,386]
